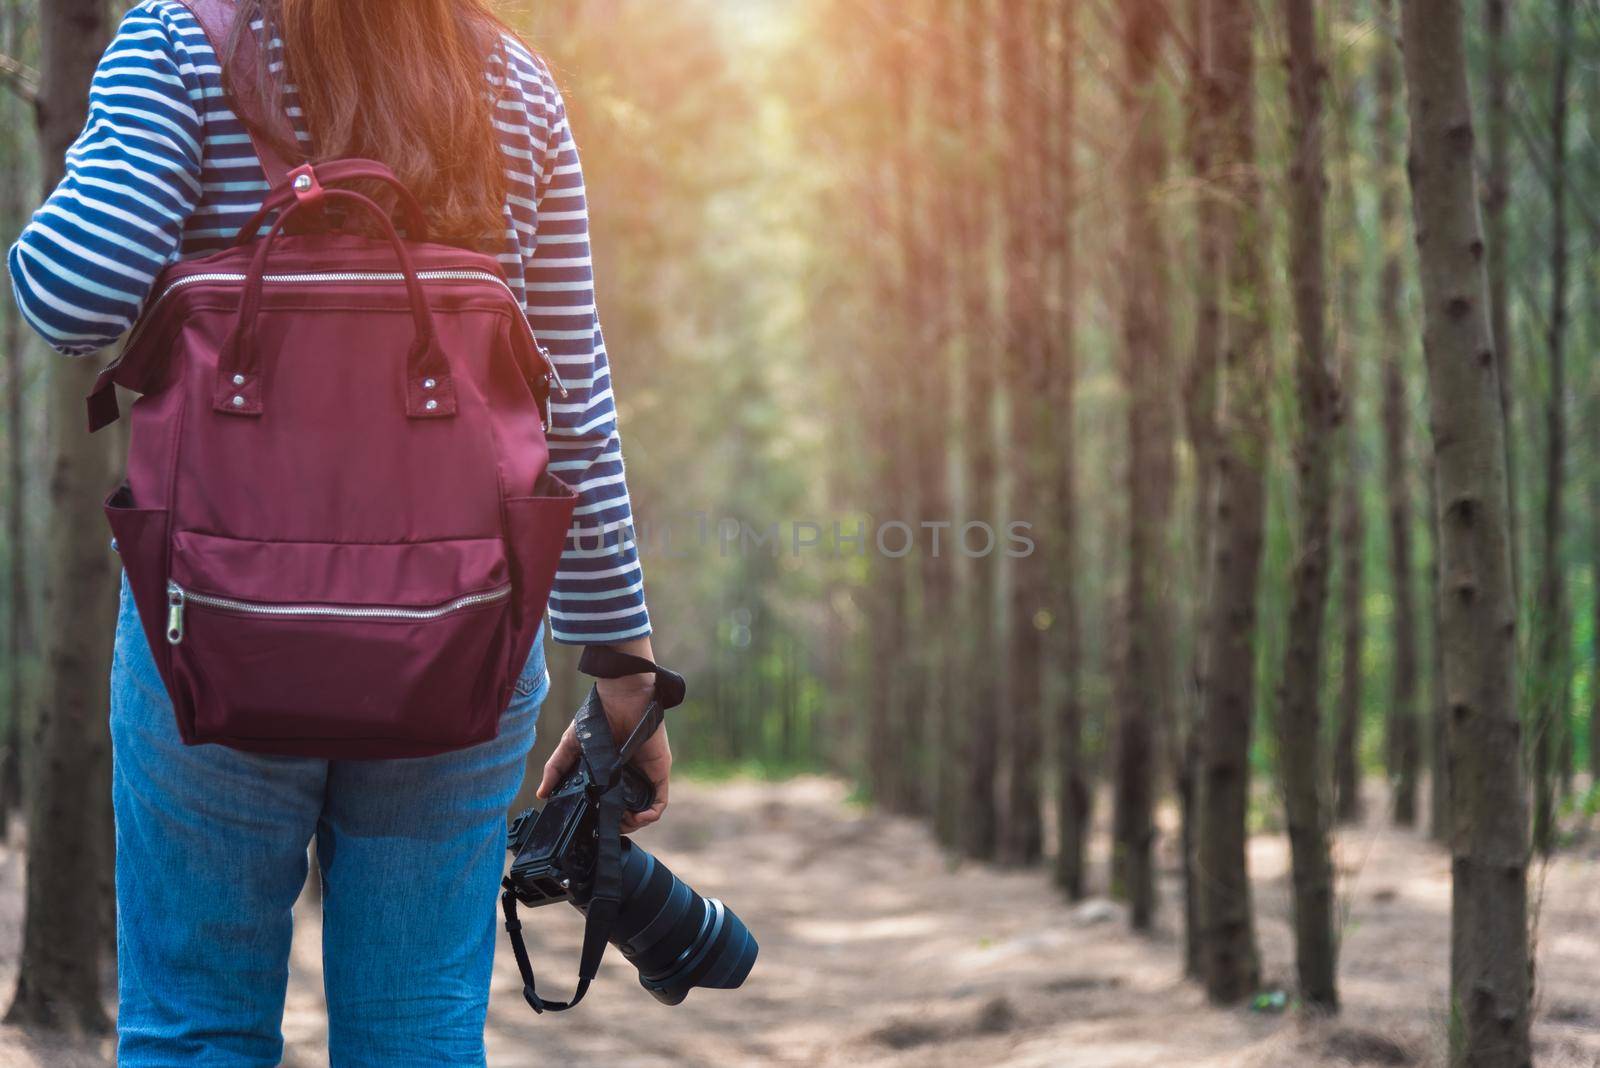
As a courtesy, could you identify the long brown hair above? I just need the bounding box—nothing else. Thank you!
[227,0,513,244]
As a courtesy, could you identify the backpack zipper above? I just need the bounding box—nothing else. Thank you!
[126,269,569,397]
[165,579,512,646]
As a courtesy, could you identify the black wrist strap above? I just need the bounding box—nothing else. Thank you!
[578,646,686,770]
[578,645,687,706]
[501,648,684,1015]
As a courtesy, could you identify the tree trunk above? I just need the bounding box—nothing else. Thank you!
[1277,0,1339,1013]
[918,0,957,823]
[867,545,909,810]
[1113,0,1173,932]
[1592,475,1600,784]
[1195,0,1267,1005]
[1049,0,1088,901]
[999,0,1044,867]
[1179,0,1221,980]
[0,294,23,836]
[1330,0,1366,828]
[961,0,1001,862]
[0,7,30,834]
[864,2,923,817]
[6,0,118,1036]
[890,3,934,819]
[1580,54,1593,799]
[1556,701,1574,802]
[865,211,907,812]
[931,0,966,852]
[1397,2,1532,1063]
[1530,0,1573,857]
[1481,0,1518,597]
[1429,456,1451,841]
[1375,5,1420,827]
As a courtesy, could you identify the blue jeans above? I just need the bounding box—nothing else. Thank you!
[110,573,547,1066]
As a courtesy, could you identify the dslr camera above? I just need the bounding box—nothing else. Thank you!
[502,649,758,1012]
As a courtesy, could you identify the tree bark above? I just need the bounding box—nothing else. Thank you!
[0,0,30,834]
[6,0,117,1035]
[1530,0,1573,857]
[1429,456,1451,841]
[998,0,1044,867]
[890,2,934,819]
[1482,0,1518,597]
[1179,0,1220,979]
[0,282,23,835]
[1195,0,1266,1005]
[867,489,911,814]
[1330,0,1366,828]
[1592,474,1600,784]
[1277,0,1339,1013]
[1112,0,1173,932]
[1397,2,1532,1064]
[1589,50,1600,812]
[1049,0,1088,901]
[863,0,941,818]
[1375,4,1420,827]
[960,0,1001,862]
[864,19,910,811]
[931,0,967,852]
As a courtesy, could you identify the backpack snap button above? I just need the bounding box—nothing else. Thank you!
[423,378,437,390]
[425,399,439,411]
[231,395,245,407]
[232,374,246,386]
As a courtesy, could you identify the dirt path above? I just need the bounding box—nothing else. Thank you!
[2,776,1598,1067]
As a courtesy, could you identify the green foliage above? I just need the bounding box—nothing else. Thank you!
[0,0,1591,829]
[1249,989,1290,1015]
[494,0,1600,795]
[676,756,818,784]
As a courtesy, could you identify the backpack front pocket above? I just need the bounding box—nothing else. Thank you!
[166,532,515,755]
[105,484,173,687]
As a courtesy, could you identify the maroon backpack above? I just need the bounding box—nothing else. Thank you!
[89,0,576,758]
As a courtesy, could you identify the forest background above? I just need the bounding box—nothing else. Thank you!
[0,1,1595,1066]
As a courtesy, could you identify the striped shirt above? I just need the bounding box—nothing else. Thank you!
[8,0,649,644]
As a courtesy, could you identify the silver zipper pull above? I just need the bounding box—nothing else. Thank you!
[166,585,186,645]
[536,342,569,398]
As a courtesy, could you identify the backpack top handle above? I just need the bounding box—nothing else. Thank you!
[215,184,457,421]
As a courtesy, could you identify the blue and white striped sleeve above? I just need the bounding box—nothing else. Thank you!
[520,62,652,645]
[8,1,203,356]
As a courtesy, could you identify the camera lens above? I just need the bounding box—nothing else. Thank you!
[598,840,759,1005]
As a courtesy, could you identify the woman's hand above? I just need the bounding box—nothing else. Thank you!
[536,638,670,834]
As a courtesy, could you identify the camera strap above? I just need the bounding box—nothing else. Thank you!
[501,648,685,1014]
[499,790,620,1014]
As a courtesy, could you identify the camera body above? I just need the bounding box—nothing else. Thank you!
[507,761,654,909]
[505,763,759,1005]
[500,656,757,1011]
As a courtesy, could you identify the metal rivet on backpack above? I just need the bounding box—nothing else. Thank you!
[232,373,246,386]
[293,173,313,193]
[231,395,245,407]
[423,378,437,390]
[425,399,439,411]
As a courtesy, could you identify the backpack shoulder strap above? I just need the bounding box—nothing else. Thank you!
[178,0,297,189]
